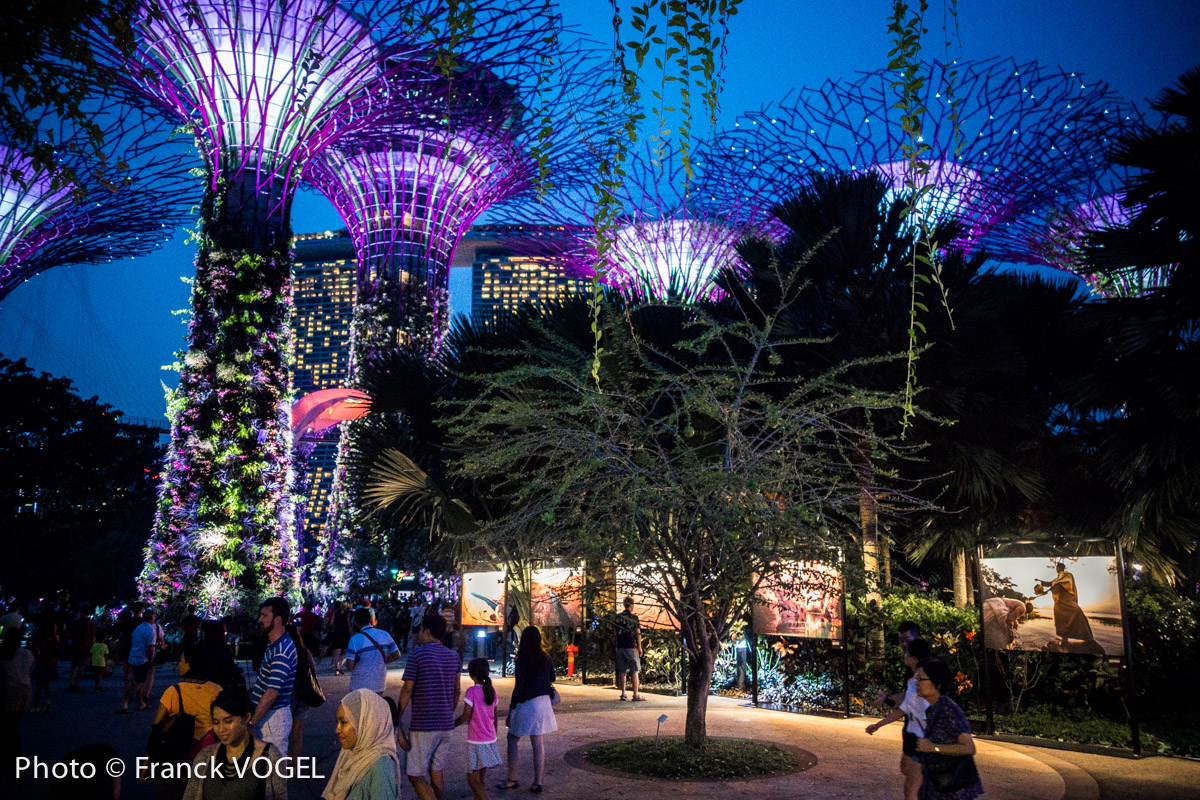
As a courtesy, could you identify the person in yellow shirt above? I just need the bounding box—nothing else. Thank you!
[89,631,111,693]
[146,644,222,799]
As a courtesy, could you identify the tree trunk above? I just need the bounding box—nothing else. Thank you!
[683,644,712,748]
[860,488,886,658]
[953,548,969,608]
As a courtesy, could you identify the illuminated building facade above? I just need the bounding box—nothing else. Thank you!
[468,226,589,321]
[291,231,357,558]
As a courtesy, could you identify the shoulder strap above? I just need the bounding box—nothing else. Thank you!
[360,628,387,658]
[174,683,186,716]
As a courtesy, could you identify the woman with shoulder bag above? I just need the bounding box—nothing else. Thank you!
[497,627,557,794]
[914,657,983,800]
[146,645,222,800]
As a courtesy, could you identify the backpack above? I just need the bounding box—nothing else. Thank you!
[146,685,197,764]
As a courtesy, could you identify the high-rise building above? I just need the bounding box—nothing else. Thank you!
[288,225,585,565]
[291,230,357,561]
[466,225,590,322]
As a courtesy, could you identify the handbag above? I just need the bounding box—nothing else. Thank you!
[146,685,197,764]
[923,752,979,793]
[293,646,326,708]
[550,687,561,706]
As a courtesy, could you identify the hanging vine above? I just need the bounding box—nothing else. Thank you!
[588,1,740,387]
[887,0,960,430]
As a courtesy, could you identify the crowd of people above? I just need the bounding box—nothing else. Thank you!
[3,593,996,800]
[0,593,557,800]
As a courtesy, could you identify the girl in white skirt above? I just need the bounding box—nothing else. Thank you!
[457,657,501,800]
[498,627,557,794]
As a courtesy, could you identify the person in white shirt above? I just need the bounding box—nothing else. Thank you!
[865,637,933,800]
[345,608,400,694]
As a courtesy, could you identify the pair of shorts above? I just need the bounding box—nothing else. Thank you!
[902,730,918,757]
[130,662,152,683]
[616,647,640,674]
[407,729,453,777]
[468,741,502,771]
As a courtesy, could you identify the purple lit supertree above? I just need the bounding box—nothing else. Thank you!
[305,13,617,574]
[87,0,472,613]
[1,100,195,301]
[494,142,773,304]
[702,58,1134,261]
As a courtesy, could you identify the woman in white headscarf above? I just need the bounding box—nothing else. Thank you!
[322,689,401,800]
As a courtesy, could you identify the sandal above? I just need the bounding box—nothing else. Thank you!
[496,780,520,790]
[632,696,648,701]
[530,785,544,794]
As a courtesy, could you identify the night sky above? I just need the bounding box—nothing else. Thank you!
[1,0,1196,420]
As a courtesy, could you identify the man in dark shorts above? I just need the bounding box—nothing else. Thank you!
[614,597,645,701]
[398,612,461,800]
[121,608,157,712]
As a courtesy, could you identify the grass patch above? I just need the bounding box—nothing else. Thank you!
[586,737,799,780]
[994,705,1200,757]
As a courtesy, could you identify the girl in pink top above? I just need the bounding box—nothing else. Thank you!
[456,657,501,799]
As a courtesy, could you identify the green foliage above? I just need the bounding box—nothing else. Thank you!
[586,737,799,779]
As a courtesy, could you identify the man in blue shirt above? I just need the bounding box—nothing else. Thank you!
[250,597,297,756]
[345,607,399,693]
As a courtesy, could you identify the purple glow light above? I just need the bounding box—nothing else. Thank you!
[707,58,1134,260]
[137,0,381,169]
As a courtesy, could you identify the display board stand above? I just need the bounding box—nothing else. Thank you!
[501,572,510,678]
[840,585,851,718]
[975,543,995,735]
[1114,545,1141,755]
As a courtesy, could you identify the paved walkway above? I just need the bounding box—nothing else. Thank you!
[8,662,1198,799]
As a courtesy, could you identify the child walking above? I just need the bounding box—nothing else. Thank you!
[456,657,501,800]
[88,630,111,692]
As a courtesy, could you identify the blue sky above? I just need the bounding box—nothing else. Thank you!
[1,0,1197,419]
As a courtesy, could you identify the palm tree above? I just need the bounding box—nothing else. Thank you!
[1071,67,1200,582]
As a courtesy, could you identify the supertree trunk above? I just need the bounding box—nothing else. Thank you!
[314,250,444,583]
[142,169,299,614]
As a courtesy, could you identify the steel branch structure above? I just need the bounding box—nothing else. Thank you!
[306,10,603,358]
[703,58,1134,264]
[88,0,476,613]
[496,142,773,304]
[0,101,194,301]
[306,11,615,577]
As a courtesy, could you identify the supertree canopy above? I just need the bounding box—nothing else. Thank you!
[703,58,1135,261]
[495,142,772,304]
[305,11,616,577]
[0,100,195,301]
[87,0,475,614]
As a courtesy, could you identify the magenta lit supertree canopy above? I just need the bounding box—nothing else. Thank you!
[0,100,196,301]
[703,58,1135,261]
[86,0,487,613]
[305,8,618,577]
[494,142,774,304]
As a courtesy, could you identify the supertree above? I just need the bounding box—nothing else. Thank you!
[703,58,1134,260]
[305,13,617,574]
[1,99,195,301]
[493,141,774,305]
[86,0,478,613]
